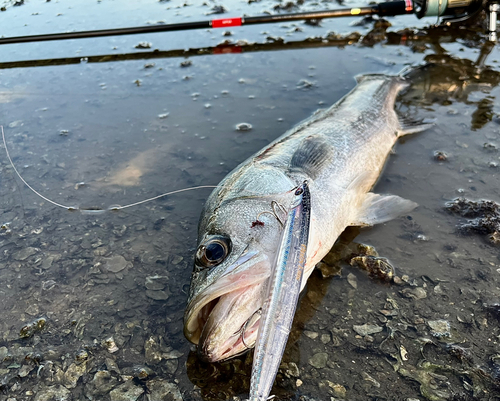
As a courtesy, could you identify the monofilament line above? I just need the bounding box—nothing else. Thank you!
[1,125,72,209]
[1,125,217,212]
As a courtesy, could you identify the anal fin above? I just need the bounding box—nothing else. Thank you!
[351,192,417,227]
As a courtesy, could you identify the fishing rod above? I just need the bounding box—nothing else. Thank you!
[0,0,495,45]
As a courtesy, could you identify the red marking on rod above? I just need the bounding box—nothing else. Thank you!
[212,17,243,28]
[405,0,413,12]
[213,45,242,54]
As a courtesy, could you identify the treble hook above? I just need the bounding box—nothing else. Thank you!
[240,309,262,349]
[256,200,287,228]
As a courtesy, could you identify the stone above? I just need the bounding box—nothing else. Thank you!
[353,323,383,336]
[34,385,72,401]
[309,352,328,369]
[64,361,87,388]
[13,247,37,261]
[85,370,118,400]
[109,380,144,401]
[427,320,451,337]
[145,289,170,301]
[144,276,168,291]
[347,273,358,289]
[147,378,183,401]
[104,255,129,273]
[400,287,427,300]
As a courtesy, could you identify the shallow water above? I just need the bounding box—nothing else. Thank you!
[1,0,500,400]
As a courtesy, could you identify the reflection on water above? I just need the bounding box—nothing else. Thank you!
[0,1,500,400]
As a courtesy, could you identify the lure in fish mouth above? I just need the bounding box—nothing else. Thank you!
[183,179,297,362]
[184,248,270,362]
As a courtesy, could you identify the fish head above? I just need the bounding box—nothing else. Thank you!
[184,188,294,362]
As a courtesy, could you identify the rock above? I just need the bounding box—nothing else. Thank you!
[147,378,183,401]
[85,370,119,400]
[145,289,170,301]
[145,337,162,364]
[145,276,168,290]
[304,330,319,339]
[18,364,34,377]
[320,333,331,344]
[309,352,328,369]
[13,247,37,261]
[20,317,46,338]
[353,323,382,336]
[109,380,144,401]
[285,362,300,377]
[103,337,119,353]
[427,320,451,337]
[34,385,72,401]
[64,361,87,388]
[104,255,130,273]
[327,381,347,398]
[347,273,357,289]
[400,287,427,300]
[362,371,380,388]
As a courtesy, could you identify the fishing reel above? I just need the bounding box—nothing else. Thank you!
[412,0,498,39]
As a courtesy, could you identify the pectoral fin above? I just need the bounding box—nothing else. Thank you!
[351,193,418,227]
[289,135,335,180]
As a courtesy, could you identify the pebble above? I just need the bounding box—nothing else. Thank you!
[13,247,37,261]
[304,330,319,339]
[347,273,357,289]
[309,352,328,369]
[86,370,119,398]
[158,113,169,119]
[180,60,192,67]
[320,333,331,344]
[34,385,72,401]
[104,255,129,273]
[145,289,170,301]
[148,378,183,401]
[400,287,427,300]
[285,362,300,377]
[235,122,252,132]
[144,276,168,290]
[362,371,380,387]
[64,361,87,388]
[427,319,451,337]
[109,380,144,401]
[353,323,382,336]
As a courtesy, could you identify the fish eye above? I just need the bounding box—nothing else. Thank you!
[196,236,231,268]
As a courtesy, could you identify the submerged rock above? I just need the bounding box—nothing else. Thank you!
[446,198,500,244]
[20,317,46,338]
[109,380,144,401]
[427,319,451,337]
[34,385,72,401]
[353,323,383,336]
[147,378,183,401]
[309,352,328,369]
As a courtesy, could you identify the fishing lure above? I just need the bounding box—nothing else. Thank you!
[249,181,311,401]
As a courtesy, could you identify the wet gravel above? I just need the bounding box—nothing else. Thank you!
[1,0,500,400]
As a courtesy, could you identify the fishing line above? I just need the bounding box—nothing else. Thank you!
[1,125,217,212]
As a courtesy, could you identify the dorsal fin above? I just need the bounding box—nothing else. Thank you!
[288,135,334,180]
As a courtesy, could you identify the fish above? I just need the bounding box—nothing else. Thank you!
[249,181,311,401]
[183,73,430,364]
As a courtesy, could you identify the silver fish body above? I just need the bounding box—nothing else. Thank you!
[184,74,424,362]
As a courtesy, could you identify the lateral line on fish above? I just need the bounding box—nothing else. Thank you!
[1,125,216,212]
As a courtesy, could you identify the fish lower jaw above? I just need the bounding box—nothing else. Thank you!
[198,311,261,363]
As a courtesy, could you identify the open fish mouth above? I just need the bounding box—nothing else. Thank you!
[184,251,270,362]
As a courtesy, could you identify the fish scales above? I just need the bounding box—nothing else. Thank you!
[184,73,423,365]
